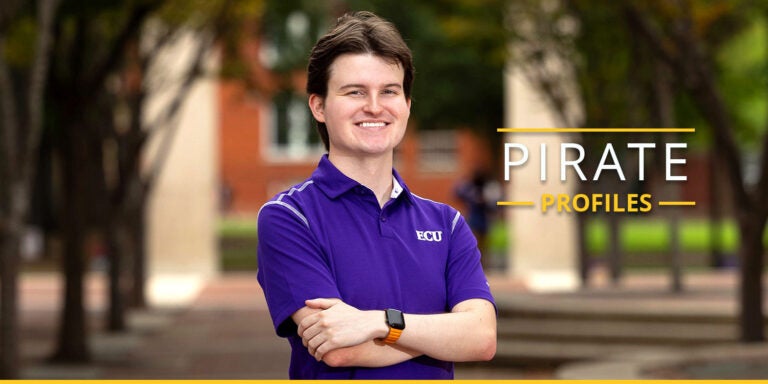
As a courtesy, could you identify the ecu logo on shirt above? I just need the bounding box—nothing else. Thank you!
[416,230,443,242]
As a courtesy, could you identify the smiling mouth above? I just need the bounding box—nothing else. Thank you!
[357,122,388,128]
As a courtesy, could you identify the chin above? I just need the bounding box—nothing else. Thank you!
[356,141,395,154]
[363,145,396,155]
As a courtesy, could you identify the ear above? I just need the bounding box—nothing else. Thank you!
[308,94,326,123]
[406,97,412,110]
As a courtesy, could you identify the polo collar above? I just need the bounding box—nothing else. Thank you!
[391,168,413,203]
[391,176,404,199]
[312,155,413,203]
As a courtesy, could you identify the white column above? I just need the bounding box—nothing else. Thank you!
[144,28,219,306]
[504,65,579,292]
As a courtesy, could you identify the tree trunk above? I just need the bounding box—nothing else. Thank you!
[738,213,767,341]
[607,213,621,285]
[129,204,146,308]
[708,152,725,268]
[576,207,590,287]
[51,129,90,362]
[106,218,126,331]
[0,225,20,378]
[668,208,683,292]
[0,178,28,381]
[0,0,59,376]
[652,56,683,292]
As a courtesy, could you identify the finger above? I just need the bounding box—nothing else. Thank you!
[301,322,323,348]
[297,312,321,337]
[315,343,328,361]
[306,336,315,356]
[305,298,341,309]
[314,338,334,362]
[307,333,325,359]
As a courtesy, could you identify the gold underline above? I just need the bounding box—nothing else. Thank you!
[497,128,695,133]
[658,201,697,206]
[498,200,697,207]
[496,201,535,206]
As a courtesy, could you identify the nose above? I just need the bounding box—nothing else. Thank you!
[363,94,383,114]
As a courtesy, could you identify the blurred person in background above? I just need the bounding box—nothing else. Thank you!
[455,169,502,269]
[256,11,496,380]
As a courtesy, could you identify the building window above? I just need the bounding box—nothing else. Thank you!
[266,90,322,160]
[419,130,457,173]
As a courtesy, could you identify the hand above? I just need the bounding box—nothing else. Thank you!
[297,298,387,362]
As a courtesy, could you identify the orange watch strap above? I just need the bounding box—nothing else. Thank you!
[383,327,402,344]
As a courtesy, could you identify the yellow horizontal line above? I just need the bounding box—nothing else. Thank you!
[498,128,695,133]
[658,201,697,206]
[497,201,535,206]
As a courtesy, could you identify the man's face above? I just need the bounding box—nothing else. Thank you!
[309,53,411,158]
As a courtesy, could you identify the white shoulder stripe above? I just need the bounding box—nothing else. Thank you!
[277,180,314,202]
[451,211,461,234]
[412,193,461,234]
[411,193,440,205]
[259,201,309,228]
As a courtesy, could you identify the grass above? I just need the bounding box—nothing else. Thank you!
[218,217,258,271]
[585,218,750,255]
[218,217,257,237]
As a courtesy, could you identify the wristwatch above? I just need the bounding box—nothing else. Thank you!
[383,308,405,344]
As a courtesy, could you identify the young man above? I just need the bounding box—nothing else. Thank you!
[257,11,496,379]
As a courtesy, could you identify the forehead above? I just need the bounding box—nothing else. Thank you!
[327,53,404,86]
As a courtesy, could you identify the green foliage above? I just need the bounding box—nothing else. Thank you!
[569,2,637,128]
[716,16,768,147]
[260,0,327,75]
[2,15,36,69]
[155,0,232,28]
[510,1,766,150]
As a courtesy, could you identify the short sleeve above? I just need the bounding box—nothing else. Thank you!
[257,203,341,337]
[445,211,496,310]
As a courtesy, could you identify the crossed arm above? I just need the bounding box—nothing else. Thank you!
[291,298,496,368]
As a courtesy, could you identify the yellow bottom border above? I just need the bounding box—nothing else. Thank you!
[2,381,767,383]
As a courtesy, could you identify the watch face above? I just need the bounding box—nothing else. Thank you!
[386,309,405,330]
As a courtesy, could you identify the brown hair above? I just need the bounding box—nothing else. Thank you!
[307,11,414,151]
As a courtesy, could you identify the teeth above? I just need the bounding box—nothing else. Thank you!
[358,122,386,128]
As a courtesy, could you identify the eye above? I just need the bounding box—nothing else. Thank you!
[346,90,365,96]
[382,89,399,95]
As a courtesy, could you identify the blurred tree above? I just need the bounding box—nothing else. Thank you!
[0,0,262,371]
[43,0,258,361]
[99,0,251,330]
[507,0,671,286]
[0,0,60,378]
[625,0,768,342]
[508,0,768,341]
[45,0,165,362]
[103,0,264,323]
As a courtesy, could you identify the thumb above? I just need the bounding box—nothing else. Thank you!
[305,298,342,309]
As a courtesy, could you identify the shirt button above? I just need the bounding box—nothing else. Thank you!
[380,216,387,222]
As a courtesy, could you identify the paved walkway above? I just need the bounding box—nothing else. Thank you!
[18,272,545,379]
[16,268,768,379]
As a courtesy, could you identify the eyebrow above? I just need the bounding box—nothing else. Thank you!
[338,83,403,90]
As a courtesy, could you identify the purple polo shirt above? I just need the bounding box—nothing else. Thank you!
[257,155,495,379]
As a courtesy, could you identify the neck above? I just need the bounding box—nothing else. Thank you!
[328,151,393,207]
